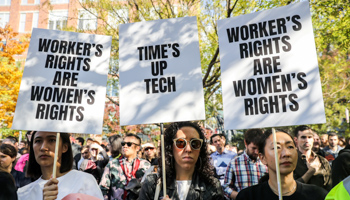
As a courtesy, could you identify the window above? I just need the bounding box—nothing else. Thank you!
[48,10,68,30]
[21,0,28,4]
[78,10,97,30]
[19,13,26,32]
[32,12,39,29]
[34,0,40,4]
[108,9,128,29]
[0,0,11,5]
[0,13,10,28]
[50,0,69,4]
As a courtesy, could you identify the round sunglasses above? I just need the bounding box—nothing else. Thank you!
[173,138,203,150]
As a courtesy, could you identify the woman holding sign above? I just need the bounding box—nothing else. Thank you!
[236,129,328,200]
[17,131,103,200]
[139,121,224,200]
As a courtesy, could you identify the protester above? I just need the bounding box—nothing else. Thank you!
[76,137,85,147]
[86,138,94,146]
[323,133,344,165]
[0,144,31,189]
[210,133,237,185]
[293,125,332,191]
[338,136,346,148]
[223,129,267,199]
[76,145,91,169]
[17,131,103,200]
[312,131,325,157]
[320,134,329,148]
[0,168,17,200]
[108,134,123,159]
[142,142,158,165]
[236,129,328,200]
[325,175,350,200]
[139,121,224,200]
[100,133,150,200]
[331,144,350,186]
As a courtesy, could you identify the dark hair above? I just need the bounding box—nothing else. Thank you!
[0,144,17,159]
[328,132,338,139]
[124,133,141,145]
[109,135,123,158]
[258,129,294,156]
[293,125,311,138]
[210,133,225,144]
[76,137,84,145]
[244,129,263,145]
[26,132,73,179]
[3,137,17,146]
[159,121,216,186]
[86,138,93,142]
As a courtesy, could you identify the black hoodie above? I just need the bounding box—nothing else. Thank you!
[331,145,350,187]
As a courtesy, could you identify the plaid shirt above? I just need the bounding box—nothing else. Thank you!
[223,151,267,197]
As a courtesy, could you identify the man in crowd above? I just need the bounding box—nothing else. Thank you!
[293,125,332,191]
[320,134,329,148]
[76,137,85,147]
[210,133,237,186]
[223,129,267,199]
[323,133,344,165]
[100,133,150,200]
[312,131,325,157]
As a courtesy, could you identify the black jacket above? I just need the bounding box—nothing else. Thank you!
[138,172,224,200]
[331,147,350,187]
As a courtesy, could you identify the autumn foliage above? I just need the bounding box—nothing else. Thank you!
[0,25,30,128]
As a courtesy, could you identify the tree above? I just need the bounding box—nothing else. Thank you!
[0,25,30,129]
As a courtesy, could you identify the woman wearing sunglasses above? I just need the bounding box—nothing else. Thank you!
[139,121,224,200]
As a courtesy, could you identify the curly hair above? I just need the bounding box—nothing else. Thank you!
[158,121,216,186]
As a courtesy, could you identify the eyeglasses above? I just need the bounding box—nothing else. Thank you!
[121,142,140,147]
[144,147,155,151]
[173,138,203,150]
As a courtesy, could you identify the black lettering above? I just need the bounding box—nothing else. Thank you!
[50,40,59,53]
[172,43,180,57]
[76,106,84,121]
[292,15,302,31]
[240,43,248,59]
[87,90,95,104]
[289,94,299,111]
[59,40,68,54]
[83,58,90,71]
[227,27,240,43]
[144,79,151,94]
[38,38,51,52]
[31,86,44,101]
[138,47,144,61]
[95,44,103,57]
[45,54,55,68]
[281,36,291,52]
[244,98,254,115]
[233,80,246,97]
[35,104,45,119]
[297,72,307,89]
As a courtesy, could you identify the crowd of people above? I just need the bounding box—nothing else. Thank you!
[0,122,350,200]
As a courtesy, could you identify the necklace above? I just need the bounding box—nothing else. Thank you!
[268,181,296,196]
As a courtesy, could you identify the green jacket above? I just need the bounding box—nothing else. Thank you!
[325,175,350,200]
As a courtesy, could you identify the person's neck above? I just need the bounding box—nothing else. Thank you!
[217,147,224,154]
[4,164,12,173]
[125,154,137,161]
[268,172,296,196]
[175,165,194,180]
[41,165,67,180]
[299,149,312,160]
[330,145,337,152]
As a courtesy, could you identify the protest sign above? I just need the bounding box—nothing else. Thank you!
[12,28,112,134]
[218,1,326,130]
[119,16,205,125]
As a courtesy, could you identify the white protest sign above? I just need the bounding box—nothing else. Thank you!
[12,28,112,134]
[218,1,326,130]
[119,16,205,125]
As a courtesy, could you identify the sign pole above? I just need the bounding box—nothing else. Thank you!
[160,123,167,197]
[52,132,60,179]
[272,128,282,200]
[18,131,22,147]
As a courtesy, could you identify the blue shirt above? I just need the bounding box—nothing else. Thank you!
[323,145,344,165]
[210,149,237,185]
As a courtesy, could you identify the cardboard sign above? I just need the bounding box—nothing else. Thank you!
[119,16,205,125]
[218,1,326,130]
[12,28,112,134]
